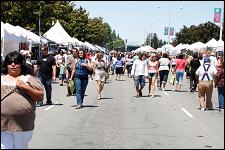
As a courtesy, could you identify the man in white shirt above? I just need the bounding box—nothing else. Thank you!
[131,53,148,97]
[209,52,217,67]
[196,56,217,111]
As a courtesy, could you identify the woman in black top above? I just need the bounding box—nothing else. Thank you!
[189,52,201,92]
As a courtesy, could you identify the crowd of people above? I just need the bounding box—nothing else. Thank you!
[1,46,224,149]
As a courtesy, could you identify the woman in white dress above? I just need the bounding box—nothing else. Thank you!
[93,52,106,100]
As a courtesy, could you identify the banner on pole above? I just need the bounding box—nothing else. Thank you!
[214,8,221,22]
[169,27,174,36]
[164,27,168,35]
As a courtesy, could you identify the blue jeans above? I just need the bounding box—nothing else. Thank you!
[218,87,224,109]
[176,70,184,85]
[39,76,52,103]
[75,77,88,106]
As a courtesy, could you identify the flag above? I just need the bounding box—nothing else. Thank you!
[214,8,221,22]
[164,27,168,35]
[169,27,174,36]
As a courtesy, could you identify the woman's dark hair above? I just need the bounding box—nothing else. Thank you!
[162,53,168,58]
[78,48,86,59]
[178,54,184,59]
[192,52,199,59]
[2,51,31,75]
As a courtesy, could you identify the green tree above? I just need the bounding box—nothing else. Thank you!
[1,1,124,50]
[174,21,224,45]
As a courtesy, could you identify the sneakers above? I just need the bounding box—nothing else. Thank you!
[76,105,82,109]
[46,101,53,105]
[37,101,44,106]
[97,94,101,100]
[201,108,206,111]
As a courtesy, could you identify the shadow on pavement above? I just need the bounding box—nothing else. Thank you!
[36,103,63,107]
[70,105,99,108]
[197,107,221,111]
[164,89,174,91]
[173,90,188,92]
[105,80,112,84]
[82,105,99,108]
[100,97,113,100]
[139,94,162,98]
[52,81,59,84]
[117,79,126,81]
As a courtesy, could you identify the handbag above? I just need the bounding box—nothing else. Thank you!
[169,74,176,85]
[87,68,93,75]
[67,80,75,95]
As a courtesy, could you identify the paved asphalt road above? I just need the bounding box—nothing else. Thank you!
[29,74,224,149]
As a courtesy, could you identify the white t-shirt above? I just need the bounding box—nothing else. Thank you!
[131,59,148,77]
[158,58,170,71]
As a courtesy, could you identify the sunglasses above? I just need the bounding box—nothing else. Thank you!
[7,60,20,65]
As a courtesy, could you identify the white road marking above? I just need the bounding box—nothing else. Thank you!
[163,91,169,96]
[44,102,58,111]
[181,108,194,118]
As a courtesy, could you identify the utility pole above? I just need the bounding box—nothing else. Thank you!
[38,5,41,56]
[168,10,171,44]
[219,4,223,40]
[149,33,152,47]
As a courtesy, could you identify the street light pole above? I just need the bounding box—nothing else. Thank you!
[38,6,41,56]
[144,27,146,45]
[168,10,171,44]
[158,6,183,44]
[219,4,223,40]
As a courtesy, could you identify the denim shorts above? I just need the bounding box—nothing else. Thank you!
[148,73,157,78]
[134,75,146,88]
[175,70,184,85]
[59,74,65,80]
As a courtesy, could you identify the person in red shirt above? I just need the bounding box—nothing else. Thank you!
[175,54,187,91]
[85,52,91,60]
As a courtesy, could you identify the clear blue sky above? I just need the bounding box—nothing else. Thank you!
[73,1,224,46]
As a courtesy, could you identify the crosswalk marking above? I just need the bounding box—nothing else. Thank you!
[181,108,194,118]
[44,102,58,111]
[163,91,169,96]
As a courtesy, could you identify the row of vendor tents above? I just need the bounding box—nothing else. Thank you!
[133,38,224,55]
[1,20,107,57]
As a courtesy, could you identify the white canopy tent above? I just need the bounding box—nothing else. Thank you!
[215,39,224,47]
[83,41,97,51]
[135,45,155,53]
[183,44,191,50]
[43,20,73,45]
[15,26,48,44]
[189,42,206,52]
[162,44,174,50]
[215,40,224,52]
[72,37,85,47]
[1,21,49,57]
[95,45,106,53]
[2,23,25,57]
[174,43,183,51]
[205,38,217,47]
[4,23,26,43]
[1,21,5,40]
